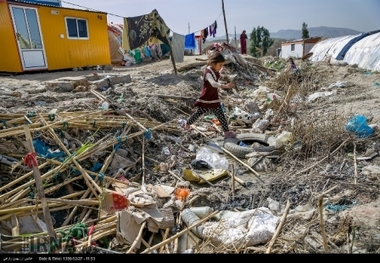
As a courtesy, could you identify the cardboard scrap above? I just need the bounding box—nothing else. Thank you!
[101,191,129,214]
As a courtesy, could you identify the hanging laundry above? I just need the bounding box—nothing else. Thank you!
[171,32,185,63]
[209,20,218,37]
[122,9,170,51]
[201,27,209,43]
[184,33,196,50]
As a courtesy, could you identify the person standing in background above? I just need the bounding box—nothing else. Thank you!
[240,30,248,54]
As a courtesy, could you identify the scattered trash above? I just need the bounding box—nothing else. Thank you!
[195,147,229,170]
[345,114,374,138]
[202,207,279,247]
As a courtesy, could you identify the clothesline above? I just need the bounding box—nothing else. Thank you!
[60,0,223,37]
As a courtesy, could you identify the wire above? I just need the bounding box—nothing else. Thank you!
[61,0,222,36]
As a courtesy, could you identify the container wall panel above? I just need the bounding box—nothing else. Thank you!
[0,2,22,72]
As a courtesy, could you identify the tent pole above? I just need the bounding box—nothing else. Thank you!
[221,0,229,43]
[170,46,177,75]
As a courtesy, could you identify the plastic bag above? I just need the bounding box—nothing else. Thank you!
[345,115,374,138]
[195,147,229,170]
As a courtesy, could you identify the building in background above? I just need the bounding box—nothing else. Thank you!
[0,0,110,73]
[281,37,321,59]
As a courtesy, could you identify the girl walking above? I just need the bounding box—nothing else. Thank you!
[182,51,236,139]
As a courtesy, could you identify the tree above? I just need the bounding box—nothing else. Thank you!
[302,22,309,39]
[248,26,274,57]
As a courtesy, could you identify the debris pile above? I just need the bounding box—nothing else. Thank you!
[1,48,380,254]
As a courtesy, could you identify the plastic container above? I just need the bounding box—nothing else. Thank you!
[190,206,214,218]
[181,208,204,238]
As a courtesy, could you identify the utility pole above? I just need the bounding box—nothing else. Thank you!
[221,0,229,43]
[234,26,237,47]
[188,23,190,34]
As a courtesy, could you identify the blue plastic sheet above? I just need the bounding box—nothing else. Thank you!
[33,138,66,160]
[345,115,374,138]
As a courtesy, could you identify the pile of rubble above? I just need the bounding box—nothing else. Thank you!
[1,45,380,254]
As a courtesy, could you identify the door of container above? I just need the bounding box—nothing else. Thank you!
[10,5,47,70]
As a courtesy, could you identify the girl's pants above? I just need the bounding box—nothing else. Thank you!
[187,106,229,132]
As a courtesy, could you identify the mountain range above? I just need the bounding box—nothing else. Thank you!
[270,26,363,40]
[219,26,364,41]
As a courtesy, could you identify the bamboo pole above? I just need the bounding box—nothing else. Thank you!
[353,142,358,184]
[221,146,262,180]
[127,222,147,254]
[159,228,170,254]
[265,199,291,253]
[231,163,235,200]
[0,162,49,194]
[318,185,337,253]
[23,125,56,240]
[227,171,245,187]
[0,111,102,139]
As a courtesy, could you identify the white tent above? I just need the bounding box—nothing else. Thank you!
[309,35,359,63]
[309,30,380,71]
[343,32,380,71]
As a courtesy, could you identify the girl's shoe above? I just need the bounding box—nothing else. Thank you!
[224,131,237,139]
[182,122,191,131]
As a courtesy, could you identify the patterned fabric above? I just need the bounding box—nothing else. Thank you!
[194,67,221,108]
[187,106,229,132]
[122,9,170,51]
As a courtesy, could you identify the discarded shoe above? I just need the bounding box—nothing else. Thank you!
[224,131,236,139]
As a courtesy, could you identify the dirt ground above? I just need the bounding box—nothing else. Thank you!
[0,53,380,254]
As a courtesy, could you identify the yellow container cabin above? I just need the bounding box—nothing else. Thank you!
[0,0,111,73]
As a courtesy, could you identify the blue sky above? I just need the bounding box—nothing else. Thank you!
[60,0,380,36]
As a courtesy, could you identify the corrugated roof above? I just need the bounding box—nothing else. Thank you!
[8,0,107,14]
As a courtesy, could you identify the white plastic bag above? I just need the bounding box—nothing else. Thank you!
[202,207,279,247]
[195,147,229,170]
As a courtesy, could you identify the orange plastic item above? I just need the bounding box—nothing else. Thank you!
[174,187,190,201]
[211,118,221,126]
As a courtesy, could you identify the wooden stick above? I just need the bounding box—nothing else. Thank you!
[227,171,246,187]
[168,171,184,181]
[221,146,263,181]
[125,112,149,132]
[141,210,219,254]
[0,111,102,139]
[353,142,358,184]
[142,137,146,185]
[231,164,235,200]
[317,185,337,253]
[159,228,170,254]
[265,199,291,253]
[23,125,56,240]
[190,125,262,180]
[44,198,99,206]
[0,162,49,194]
[127,221,147,254]
[318,195,328,253]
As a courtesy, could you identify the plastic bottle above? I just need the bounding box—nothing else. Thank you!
[276,131,292,147]
[181,208,204,238]
[189,206,214,218]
